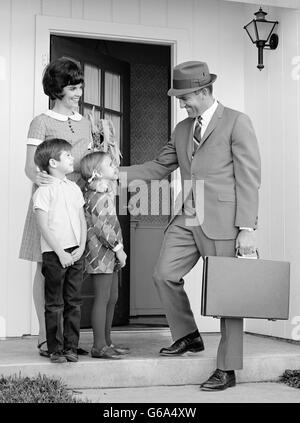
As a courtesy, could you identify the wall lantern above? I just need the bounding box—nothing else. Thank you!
[243,7,279,71]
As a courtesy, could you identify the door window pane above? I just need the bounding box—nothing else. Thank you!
[84,64,101,106]
[105,113,120,147]
[83,105,100,125]
[105,72,120,111]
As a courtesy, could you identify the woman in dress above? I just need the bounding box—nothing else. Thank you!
[19,57,92,357]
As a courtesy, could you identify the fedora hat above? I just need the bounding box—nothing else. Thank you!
[168,61,217,96]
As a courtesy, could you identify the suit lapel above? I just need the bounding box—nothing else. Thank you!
[185,103,225,162]
[198,103,224,149]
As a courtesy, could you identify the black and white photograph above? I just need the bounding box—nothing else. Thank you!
[0,0,300,413]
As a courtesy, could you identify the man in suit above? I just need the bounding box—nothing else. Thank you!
[122,61,261,391]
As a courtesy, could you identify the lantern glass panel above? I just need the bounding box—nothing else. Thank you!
[245,21,257,43]
[256,21,275,42]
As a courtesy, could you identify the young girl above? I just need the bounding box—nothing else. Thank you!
[80,151,129,359]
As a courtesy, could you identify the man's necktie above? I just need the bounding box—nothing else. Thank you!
[192,115,202,159]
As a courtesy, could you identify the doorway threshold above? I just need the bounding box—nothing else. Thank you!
[80,316,169,333]
[112,315,169,331]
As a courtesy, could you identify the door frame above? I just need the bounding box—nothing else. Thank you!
[31,15,191,334]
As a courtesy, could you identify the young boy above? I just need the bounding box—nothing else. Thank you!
[33,138,87,363]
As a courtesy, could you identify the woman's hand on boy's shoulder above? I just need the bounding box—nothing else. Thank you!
[36,171,55,186]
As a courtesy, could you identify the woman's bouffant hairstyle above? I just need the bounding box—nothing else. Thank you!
[34,138,72,173]
[80,152,108,182]
[42,57,84,100]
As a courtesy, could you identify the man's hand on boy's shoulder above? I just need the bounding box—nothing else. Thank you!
[71,246,85,262]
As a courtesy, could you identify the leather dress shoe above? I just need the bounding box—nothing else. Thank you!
[159,334,204,356]
[200,369,236,391]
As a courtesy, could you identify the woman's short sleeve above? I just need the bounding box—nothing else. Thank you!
[27,115,46,146]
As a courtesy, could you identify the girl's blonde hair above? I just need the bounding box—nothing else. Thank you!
[80,151,109,182]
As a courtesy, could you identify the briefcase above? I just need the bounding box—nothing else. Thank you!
[201,256,290,320]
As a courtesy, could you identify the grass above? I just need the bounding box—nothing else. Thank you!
[279,369,300,389]
[0,373,89,403]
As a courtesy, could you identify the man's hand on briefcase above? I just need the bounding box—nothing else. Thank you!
[235,229,256,256]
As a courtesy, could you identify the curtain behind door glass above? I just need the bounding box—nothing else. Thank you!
[105,72,120,111]
[84,64,101,106]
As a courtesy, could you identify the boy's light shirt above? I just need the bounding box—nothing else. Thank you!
[33,176,85,253]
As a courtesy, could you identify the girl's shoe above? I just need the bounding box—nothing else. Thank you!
[109,344,130,355]
[91,346,121,359]
[38,341,50,358]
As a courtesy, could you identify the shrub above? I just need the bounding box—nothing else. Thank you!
[279,369,300,389]
[0,373,88,403]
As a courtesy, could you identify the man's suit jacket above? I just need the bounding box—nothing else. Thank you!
[123,103,261,240]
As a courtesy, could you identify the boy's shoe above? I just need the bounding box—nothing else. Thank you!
[91,346,121,359]
[64,348,78,362]
[50,351,67,363]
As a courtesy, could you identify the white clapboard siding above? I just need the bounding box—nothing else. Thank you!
[226,0,300,7]
[2,0,300,337]
[140,0,168,27]
[0,0,11,338]
[71,0,84,19]
[83,0,112,21]
[281,8,300,340]
[5,0,41,337]
[167,0,194,29]
[217,0,245,110]
[42,0,72,17]
[244,6,300,339]
[112,0,140,24]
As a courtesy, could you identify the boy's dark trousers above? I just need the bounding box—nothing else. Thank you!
[42,247,84,354]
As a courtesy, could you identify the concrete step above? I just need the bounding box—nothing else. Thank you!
[76,383,300,403]
[0,329,300,389]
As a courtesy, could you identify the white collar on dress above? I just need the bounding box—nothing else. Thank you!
[44,109,82,121]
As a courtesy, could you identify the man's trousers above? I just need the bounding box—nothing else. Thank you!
[153,214,243,370]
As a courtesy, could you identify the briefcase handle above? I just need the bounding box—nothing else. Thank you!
[235,247,260,259]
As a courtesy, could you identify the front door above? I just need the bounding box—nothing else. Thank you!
[51,35,130,326]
